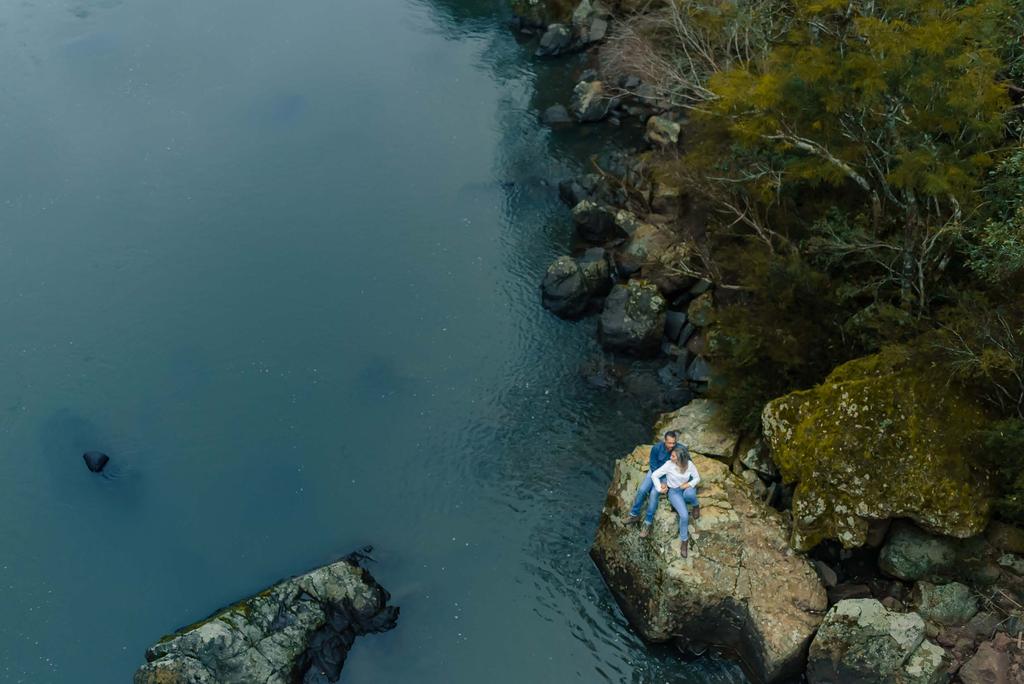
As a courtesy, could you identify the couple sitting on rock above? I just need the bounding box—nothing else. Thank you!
[624,430,700,558]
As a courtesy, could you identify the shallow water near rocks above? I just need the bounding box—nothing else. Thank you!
[0,1,747,681]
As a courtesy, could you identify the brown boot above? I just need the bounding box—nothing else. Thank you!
[639,523,651,538]
[624,514,640,525]
[691,506,700,520]
[680,540,688,558]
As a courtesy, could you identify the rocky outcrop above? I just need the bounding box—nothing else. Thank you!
[592,442,827,683]
[134,555,398,684]
[598,280,666,356]
[806,599,947,684]
[762,345,993,551]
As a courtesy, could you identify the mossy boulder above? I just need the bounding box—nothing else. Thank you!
[762,345,992,551]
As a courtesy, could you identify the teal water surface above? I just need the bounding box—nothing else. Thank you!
[0,1,748,681]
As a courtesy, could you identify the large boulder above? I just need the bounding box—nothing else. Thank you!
[134,556,398,684]
[762,345,993,551]
[653,398,738,458]
[806,599,947,684]
[598,280,666,356]
[592,446,827,683]
[540,248,610,318]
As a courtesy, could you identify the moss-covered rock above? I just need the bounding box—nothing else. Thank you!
[762,345,993,551]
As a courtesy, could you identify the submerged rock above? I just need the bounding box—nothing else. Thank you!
[592,445,826,683]
[134,555,398,684]
[598,280,666,356]
[806,599,947,684]
[82,451,109,473]
[762,345,993,551]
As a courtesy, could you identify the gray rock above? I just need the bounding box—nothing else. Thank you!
[558,173,602,207]
[598,280,666,356]
[541,256,588,318]
[653,399,738,458]
[740,468,768,499]
[913,581,978,626]
[540,250,610,318]
[741,443,779,480]
[570,80,613,122]
[571,199,619,242]
[664,310,688,344]
[645,116,681,147]
[134,555,398,684]
[541,104,572,124]
[689,279,713,295]
[687,355,712,383]
[879,521,959,582]
[807,599,947,684]
[814,560,839,588]
[677,322,696,346]
[997,552,1024,575]
[535,23,573,57]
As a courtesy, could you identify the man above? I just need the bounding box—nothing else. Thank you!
[649,445,701,557]
[623,430,677,529]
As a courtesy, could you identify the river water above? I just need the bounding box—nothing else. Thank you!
[0,1,747,682]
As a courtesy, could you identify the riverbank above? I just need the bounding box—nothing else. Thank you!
[509,1,1024,681]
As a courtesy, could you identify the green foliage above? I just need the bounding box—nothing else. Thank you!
[969,146,1024,284]
[687,0,1013,314]
[707,246,847,431]
[932,293,1024,418]
[974,419,1024,524]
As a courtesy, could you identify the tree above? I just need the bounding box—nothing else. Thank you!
[691,0,1012,314]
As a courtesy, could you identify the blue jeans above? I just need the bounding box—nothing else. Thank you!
[629,472,666,523]
[668,487,700,541]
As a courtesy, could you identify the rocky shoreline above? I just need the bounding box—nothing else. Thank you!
[512,1,1024,682]
[134,552,398,684]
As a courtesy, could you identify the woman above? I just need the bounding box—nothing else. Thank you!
[645,445,700,557]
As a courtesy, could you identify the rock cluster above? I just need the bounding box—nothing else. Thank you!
[134,555,398,684]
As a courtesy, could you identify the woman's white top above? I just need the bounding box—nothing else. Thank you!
[651,459,700,489]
